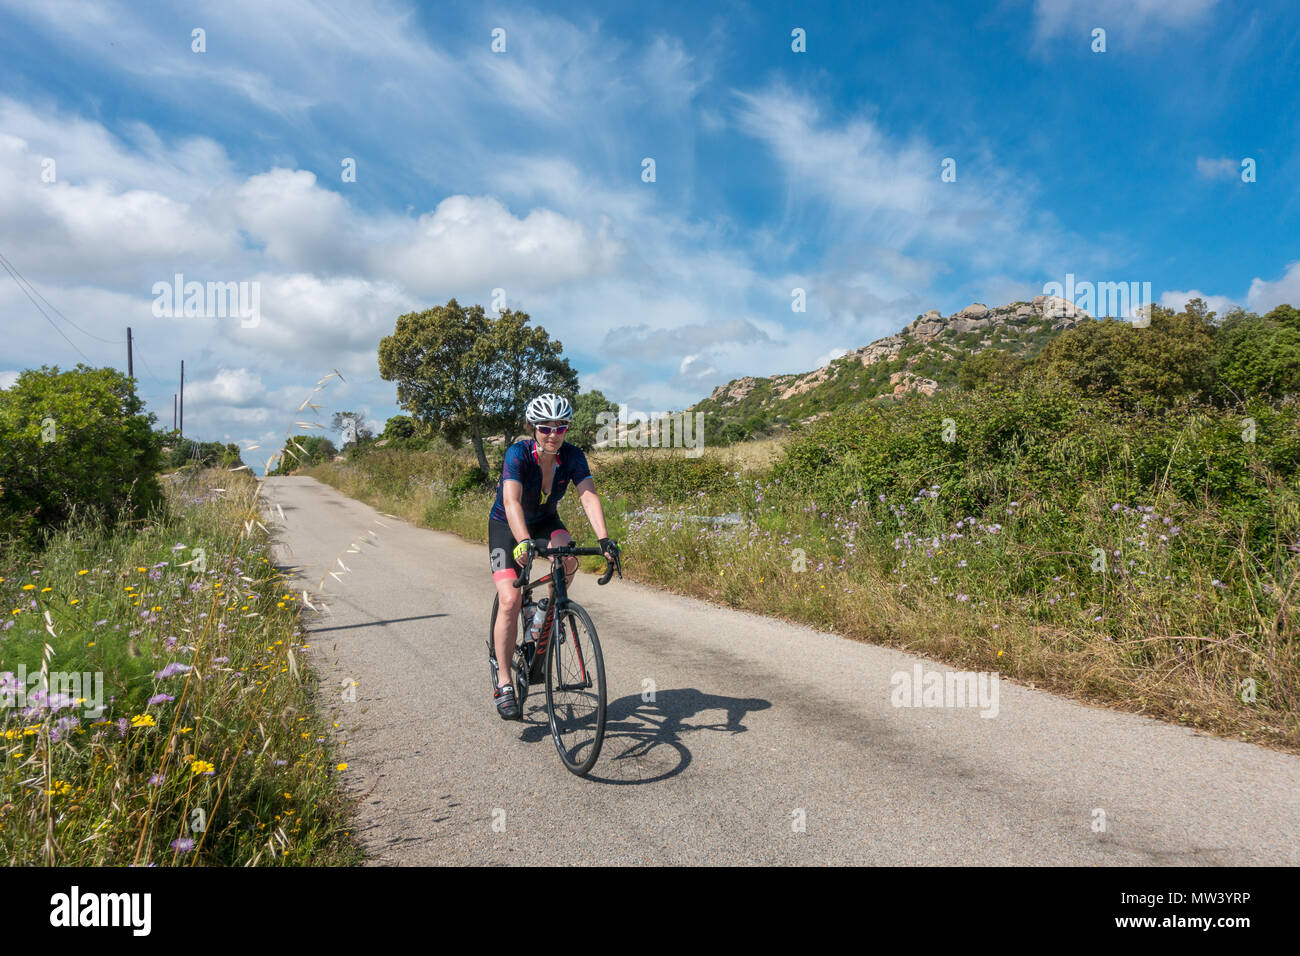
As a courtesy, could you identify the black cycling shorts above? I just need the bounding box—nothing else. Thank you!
[488,516,568,580]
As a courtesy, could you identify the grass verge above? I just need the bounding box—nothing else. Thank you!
[0,467,363,865]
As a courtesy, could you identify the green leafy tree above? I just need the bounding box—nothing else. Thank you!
[488,308,579,446]
[267,435,338,476]
[378,299,576,472]
[1036,300,1217,409]
[0,364,163,547]
[1264,303,1300,333]
[568,389,619,450]
[1216,314,1300,402]
[379,414,418,448]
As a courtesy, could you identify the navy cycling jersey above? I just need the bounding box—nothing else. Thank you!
[488,439,592,524]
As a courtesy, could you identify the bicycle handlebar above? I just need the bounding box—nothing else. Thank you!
[511,541,623,588]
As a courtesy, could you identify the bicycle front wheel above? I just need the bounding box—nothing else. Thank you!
[545,601,606,776]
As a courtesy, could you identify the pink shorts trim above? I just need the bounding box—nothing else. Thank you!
[492,569,518,581]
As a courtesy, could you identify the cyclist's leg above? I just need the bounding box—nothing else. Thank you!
[488,519,523,687]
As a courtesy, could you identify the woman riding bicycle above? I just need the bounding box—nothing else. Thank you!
[487,393,619,719]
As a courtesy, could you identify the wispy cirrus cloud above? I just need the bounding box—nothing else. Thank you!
[1030,0,1219,46]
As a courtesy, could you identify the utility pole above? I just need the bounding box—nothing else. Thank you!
[173,393,178,433]
[179,360,184,440]
[127,327,133,379]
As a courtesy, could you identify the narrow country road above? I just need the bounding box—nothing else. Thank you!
[262,476,1300,866]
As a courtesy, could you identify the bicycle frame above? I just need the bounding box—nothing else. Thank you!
[514,543,620,688]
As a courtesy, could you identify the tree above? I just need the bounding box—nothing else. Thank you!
[380,414,417,444]
[568,389,619,450]
[1264,303,1300,333]
[0,364,163,547]
[1036,300,1217,410]
[487,308,579,447]
[330,411,374,446]
[378,299,577,472]
[1216,314,1300,402]
[267,435,338,476]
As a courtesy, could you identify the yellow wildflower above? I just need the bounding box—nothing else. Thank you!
[130,714,156,727]
[191,760,215,775]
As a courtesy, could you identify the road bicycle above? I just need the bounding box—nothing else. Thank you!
[488,541,622,776]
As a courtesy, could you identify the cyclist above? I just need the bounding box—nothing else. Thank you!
[488,393,619,719]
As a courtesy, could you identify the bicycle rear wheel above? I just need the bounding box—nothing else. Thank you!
[544,601,606,776]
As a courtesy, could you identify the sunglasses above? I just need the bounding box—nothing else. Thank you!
[536,424,568,435]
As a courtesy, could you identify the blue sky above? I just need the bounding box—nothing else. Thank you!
[1,0,1297,472]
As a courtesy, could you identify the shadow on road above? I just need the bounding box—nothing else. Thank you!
[520,688,771,785]
[311,613,448,633]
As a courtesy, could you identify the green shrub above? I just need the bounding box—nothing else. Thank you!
[0,365,163,548]
[450,465,488,498]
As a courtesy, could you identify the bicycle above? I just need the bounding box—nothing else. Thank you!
[488,540,622,777]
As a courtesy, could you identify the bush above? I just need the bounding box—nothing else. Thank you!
[774,380,1300,555]
[1036,302,1217,410]
[1215,317,1300,402]
[450,465,488,498]
[267,435,338,475]
[594,450,738,507]
[0,365,163,548]
[160,437,244,471]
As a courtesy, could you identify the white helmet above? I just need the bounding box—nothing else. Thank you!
[525,393,573,425]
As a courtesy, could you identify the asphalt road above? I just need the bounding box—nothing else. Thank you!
[262,475,1300,865]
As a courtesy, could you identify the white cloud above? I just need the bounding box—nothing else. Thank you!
[184,368,268,407]
[1031,0,1219,45]
[378,196,625,296]
[0,370,19,390]
[1246,261,1300,313]
[732,85,1074,274]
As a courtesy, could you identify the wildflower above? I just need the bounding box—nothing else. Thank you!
[191,760,215,775]
[170,837,195,852]
[156,662,191,678]
[336,763,348,771]
[131,714,156,727]
[147,693,175,705]
[21,584,34,591]
[149,774,163,785]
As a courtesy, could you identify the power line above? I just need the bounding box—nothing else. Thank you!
[0,248,120,345]
[0,252,91,361]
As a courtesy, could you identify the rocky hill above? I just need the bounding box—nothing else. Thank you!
[691,295,1090,433]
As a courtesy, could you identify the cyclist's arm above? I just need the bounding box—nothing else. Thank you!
[501,479,532,546]
[575,477,609,539]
